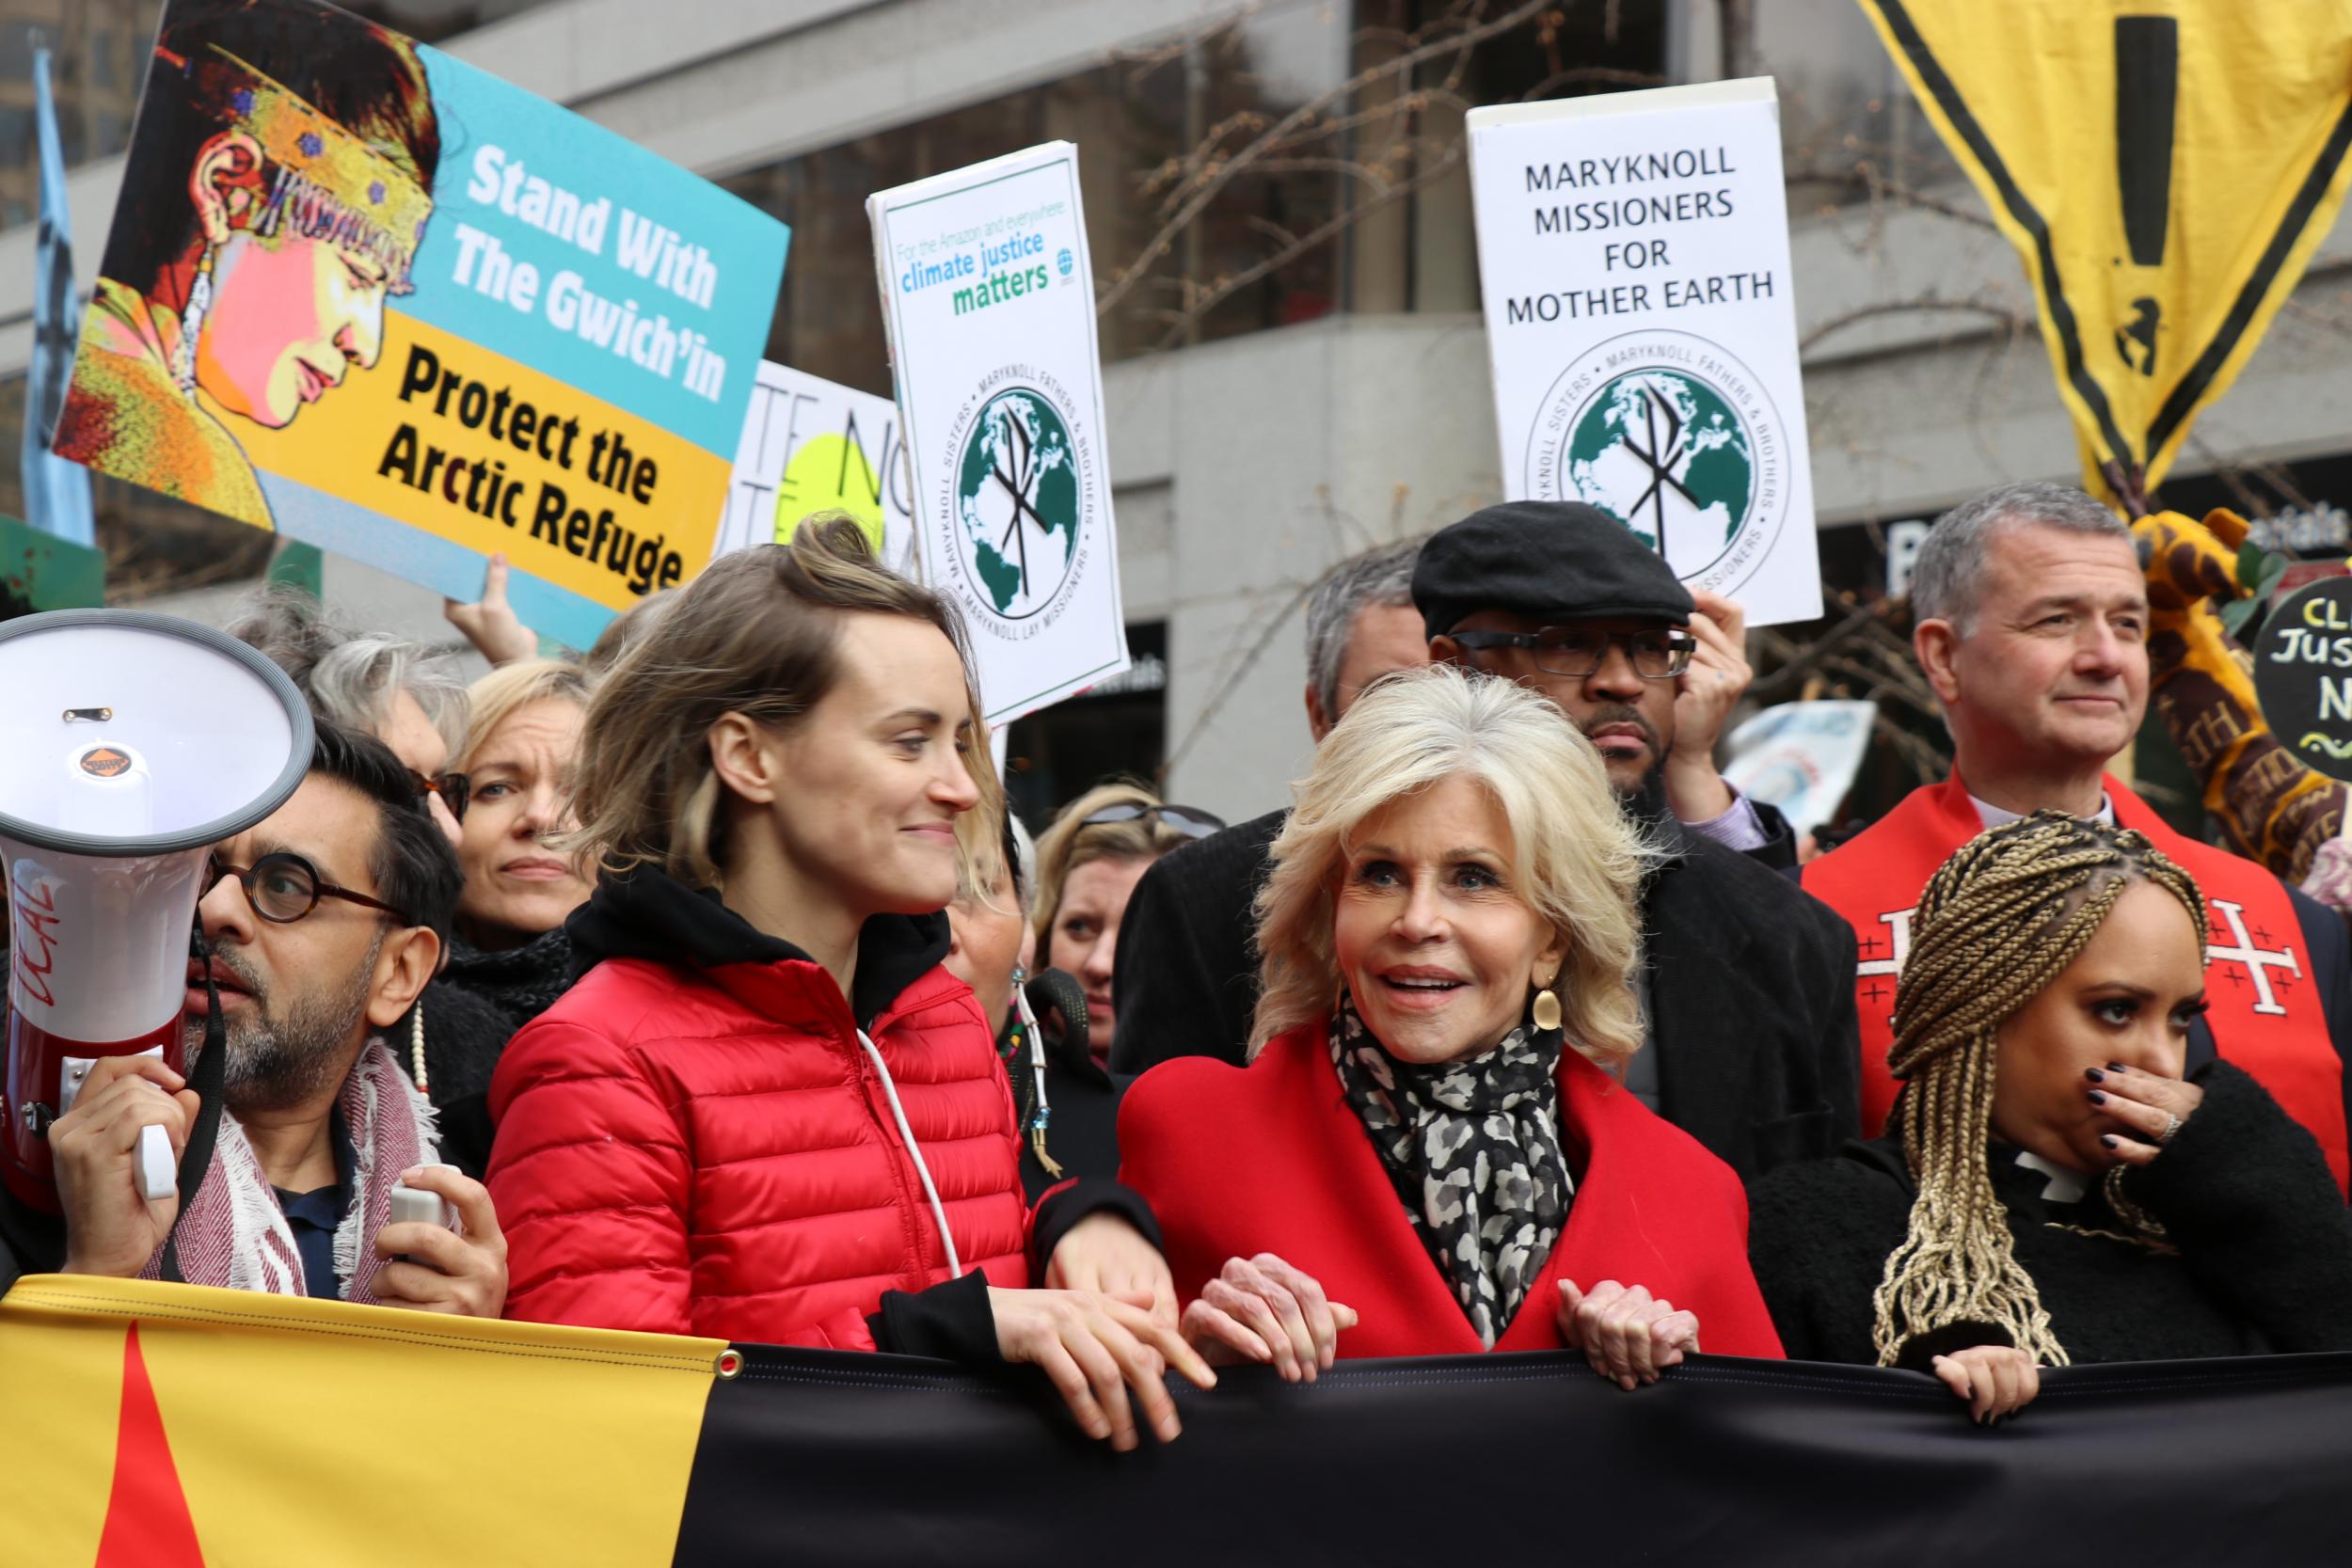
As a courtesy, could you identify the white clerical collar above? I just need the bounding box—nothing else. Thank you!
[2014,1149,2090,1204]
[1969,791,2117,832]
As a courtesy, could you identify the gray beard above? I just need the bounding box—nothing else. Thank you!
[188,936,383,1117]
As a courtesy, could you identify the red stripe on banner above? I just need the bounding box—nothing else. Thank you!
[94,1322,204,1568]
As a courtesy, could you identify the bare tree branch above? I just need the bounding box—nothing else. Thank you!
[1153,144,1471,349]
[1799,296,2035,356]
[1096,0,1554,318]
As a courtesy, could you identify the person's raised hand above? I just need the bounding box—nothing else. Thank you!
[443,553,539,667]
[1177,1253,1359,1382]
[53,1054,199,1279]
[372,1164,508,1318]
[990,1286,1217,1451]
[1931,1344,2040,1424]
[1044,1211,1179,1331]
[1557,1278,1700,1390]
[1662,589,1751,822]
[2089,1061,2205,1166]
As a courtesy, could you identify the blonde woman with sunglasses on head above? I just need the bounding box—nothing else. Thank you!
[1030,784,1225,1064]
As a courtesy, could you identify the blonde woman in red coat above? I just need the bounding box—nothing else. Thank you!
[487,518,1212,1451]
[1120,665,1785,1382]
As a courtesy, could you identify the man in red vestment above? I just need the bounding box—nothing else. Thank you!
[1803,481,2352,1191]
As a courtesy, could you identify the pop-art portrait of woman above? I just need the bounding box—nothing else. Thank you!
[55,0,438,530]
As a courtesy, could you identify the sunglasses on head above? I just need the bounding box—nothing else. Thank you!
[1077,801,1227,840]
[410,769,471,822]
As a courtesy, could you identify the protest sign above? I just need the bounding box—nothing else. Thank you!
[715,361,915,576]
[869,142,1127,723]
[1469,78,1821,626]
[1721,699,1877,837]
[0,515,103,616]
[53,0,789,651]
[2255,577,2352,781]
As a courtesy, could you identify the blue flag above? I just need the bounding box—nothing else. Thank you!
[22,46,95,547]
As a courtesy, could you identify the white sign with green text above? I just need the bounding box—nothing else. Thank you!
[868,142,1129,722]
[1469,78,1822,625]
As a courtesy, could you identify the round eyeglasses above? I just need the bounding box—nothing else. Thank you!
[205,852,413,927]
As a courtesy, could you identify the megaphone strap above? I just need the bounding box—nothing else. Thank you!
[157,922,230,1286]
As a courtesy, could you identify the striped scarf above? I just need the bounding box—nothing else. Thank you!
[140,1040,442,1301]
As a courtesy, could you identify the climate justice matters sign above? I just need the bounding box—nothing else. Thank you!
[868,142,1128,724]
[1469,77,1822,626]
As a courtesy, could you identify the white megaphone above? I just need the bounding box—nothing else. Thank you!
[0,610,310,1214]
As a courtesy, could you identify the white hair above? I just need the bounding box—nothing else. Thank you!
[1249,662,1653,1064]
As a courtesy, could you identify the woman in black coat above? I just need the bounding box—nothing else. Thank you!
[404,658,596,1173]
[1751,813,2352,1422]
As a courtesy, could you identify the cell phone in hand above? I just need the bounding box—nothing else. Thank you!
[386,1167,456,1264]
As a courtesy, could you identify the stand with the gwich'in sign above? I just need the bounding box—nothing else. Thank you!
[867,143,1130,725]
[1468,77,1822,626]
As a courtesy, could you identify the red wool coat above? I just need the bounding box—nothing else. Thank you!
[487,950,1032,1346]
[1119,1019,1786,1360]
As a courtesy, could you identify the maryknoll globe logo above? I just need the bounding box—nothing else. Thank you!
[953,387,1082,619]
[1570,370,1751,568]
[1531,330,1788,587]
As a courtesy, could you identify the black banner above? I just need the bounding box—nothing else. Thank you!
[675,1347,2352,1566]
[2256,576,2352,781]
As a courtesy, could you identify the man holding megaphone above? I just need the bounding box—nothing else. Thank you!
[31,724,507,1313]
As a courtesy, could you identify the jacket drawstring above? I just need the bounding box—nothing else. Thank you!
[855,1028,964,1279]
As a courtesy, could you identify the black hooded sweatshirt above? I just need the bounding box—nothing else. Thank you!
[552,867,1161,1361]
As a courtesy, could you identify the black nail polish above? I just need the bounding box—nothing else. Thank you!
[2087,1089,2107,1104]
[2101,1134,2120,1149]
[2084,1068,2106,1083]
[2106,1063,2124,1072]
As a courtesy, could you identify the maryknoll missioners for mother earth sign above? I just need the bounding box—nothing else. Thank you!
[1469,78,1822,626]
[869,142,1128,724]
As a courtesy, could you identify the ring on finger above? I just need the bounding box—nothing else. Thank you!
[2157,1112,2182,1145]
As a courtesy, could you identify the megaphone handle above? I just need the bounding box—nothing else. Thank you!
[135,1123,175,1201]
[157,922,230,1283]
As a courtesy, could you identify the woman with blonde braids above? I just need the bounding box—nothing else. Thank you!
[1752,812,2352,1422]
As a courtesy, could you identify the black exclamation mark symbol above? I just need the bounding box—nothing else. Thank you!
[2114,16,2177,377]
[2116,16,2179,266]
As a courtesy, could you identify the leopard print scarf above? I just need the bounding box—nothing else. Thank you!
[1328,992,1573,1347]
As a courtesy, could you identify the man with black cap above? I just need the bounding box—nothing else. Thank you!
[1113,501,1860,1180]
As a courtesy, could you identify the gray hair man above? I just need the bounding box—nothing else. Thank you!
[1301,535,1430,739]
[1112,535,1433,1078]
[229,585,469,841]
[1802,480,2352,1179]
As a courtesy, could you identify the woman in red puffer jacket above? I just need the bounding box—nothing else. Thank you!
[486,518,1211,1452]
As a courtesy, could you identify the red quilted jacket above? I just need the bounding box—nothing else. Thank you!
[486,868,1035,1345]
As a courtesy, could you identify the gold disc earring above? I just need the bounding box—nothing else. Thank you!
[1531,975,1563,1034]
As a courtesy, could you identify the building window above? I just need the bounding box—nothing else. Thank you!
[720,2,1674,390]
[721,8,1351,396]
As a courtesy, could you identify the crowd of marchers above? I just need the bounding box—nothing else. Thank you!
[5,475,2350,1449]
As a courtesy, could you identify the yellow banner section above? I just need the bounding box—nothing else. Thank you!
[0,1275,723,1568]
[236,311,728,613]
[1858,0,2352,500]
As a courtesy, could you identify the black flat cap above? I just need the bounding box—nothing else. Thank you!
[1412,500,1693,640]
